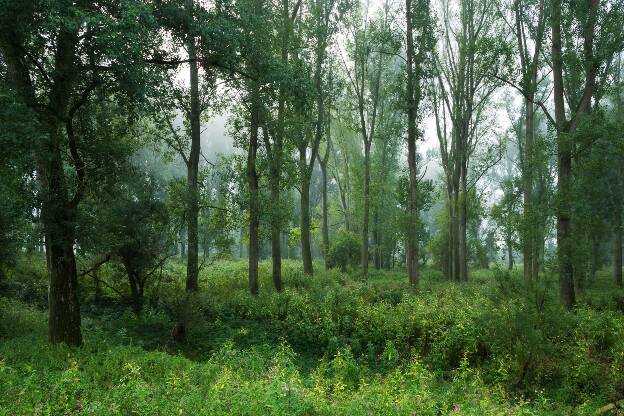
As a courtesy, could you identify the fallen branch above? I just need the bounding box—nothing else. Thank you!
[597,399,624,415]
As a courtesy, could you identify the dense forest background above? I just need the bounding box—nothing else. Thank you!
[2,0,624,414]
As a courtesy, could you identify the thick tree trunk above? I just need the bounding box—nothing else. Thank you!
[45,205,82,346]
[614,209,622,287]
[185,14,201,292]
[361,143,371,280]
[123,261,144,313]
[406,0,420,288]
[248,92,260,295]
[300,175,313,275]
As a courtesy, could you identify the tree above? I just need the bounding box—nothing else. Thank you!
[343,2,395,280]
[0,0,163,345]
[405,0,435,287]
[433,0,507,281]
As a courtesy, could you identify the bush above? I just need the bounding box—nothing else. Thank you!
[327,229,361,271]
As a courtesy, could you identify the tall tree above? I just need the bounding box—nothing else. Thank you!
[405,0,434,288]
[433,0,505,281]
[0,0,162,345]
[343,3,393,280]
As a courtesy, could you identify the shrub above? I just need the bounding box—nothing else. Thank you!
[327,229,361,271]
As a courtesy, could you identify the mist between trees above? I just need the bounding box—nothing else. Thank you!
[1,0,624,414]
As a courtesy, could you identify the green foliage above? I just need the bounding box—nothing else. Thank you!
[2,259,624,414]
[326,229,361,271]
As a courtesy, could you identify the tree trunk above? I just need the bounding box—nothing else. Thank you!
[614,209,622,287]
[552,0,575,308]
[373,210,381,270]
[300,174,313,275]
[185,9,201,292]
[458,181,468,282]
[248,90,260,295]
[124,260,144,313]
[321,162,330,270]
[405,0,420,289]
[45,203,82,346]
[361,142,371,280]
[507,237,514,270]
[270,177,283,290]
[523,98,534,282]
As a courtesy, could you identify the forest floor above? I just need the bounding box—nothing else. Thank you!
[1,258,624,415]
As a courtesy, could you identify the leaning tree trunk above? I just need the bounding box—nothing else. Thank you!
[185,17,201,292]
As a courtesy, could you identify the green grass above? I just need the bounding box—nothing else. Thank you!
[1,258,623,415]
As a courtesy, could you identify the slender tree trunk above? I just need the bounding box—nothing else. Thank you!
[614,208,622,287]
[300,174,313,275]
[185,9,201,291]
[373,211,381,270]
[458,176,468,282]
[248,91,260,295]
[507,236,514,270]
[270,177,283,290]
[406,0,420,288]
[321,162,330,269]
[523,99,534,282]
[362,143,371,280]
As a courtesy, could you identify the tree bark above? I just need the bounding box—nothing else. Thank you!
[522,99,534,282]
[248,90,260,295]
[320,158,330,270]
[185,4,201,292]
[300,174,313,275]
